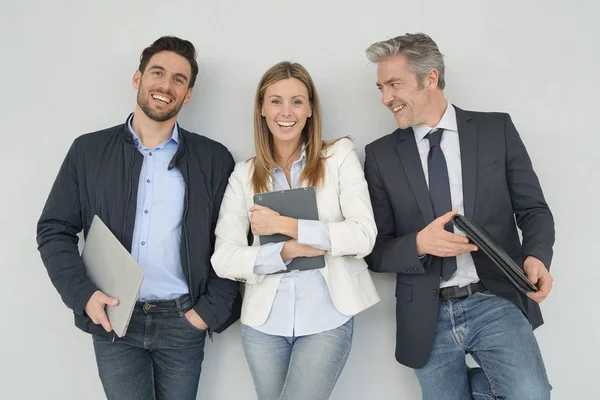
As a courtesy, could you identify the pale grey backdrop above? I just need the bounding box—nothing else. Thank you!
[1,0,598,398]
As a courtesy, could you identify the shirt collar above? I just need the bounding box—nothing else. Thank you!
[127,114,179,149]
[272,143,307,173]
[413,102,458,144]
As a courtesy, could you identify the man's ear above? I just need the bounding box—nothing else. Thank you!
[133,70,142,90]
[426,68,439,90]
[183,88,193,104]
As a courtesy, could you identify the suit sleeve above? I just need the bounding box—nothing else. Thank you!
[326,139,378,259]
[364,143,426,275]
[210,161,265,285]
[36,139,98,316]
[504,114,555,269]
[193,149,242,329]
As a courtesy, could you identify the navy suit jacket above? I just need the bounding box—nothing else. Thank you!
[364,106,554,368]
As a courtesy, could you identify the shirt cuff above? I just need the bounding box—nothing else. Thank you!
[254,242,288,275]
[297,219,331,251]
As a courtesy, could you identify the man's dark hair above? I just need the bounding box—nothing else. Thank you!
[138,36,199,88]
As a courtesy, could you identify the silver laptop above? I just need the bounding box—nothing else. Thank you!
[82,215,144,337]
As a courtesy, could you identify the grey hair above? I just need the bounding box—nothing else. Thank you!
[365,33,445,90]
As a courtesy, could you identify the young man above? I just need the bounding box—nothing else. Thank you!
[37,36,240,400]
[364,33,554,399]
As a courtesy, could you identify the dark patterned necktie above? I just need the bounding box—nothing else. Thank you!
[426,129,457,280]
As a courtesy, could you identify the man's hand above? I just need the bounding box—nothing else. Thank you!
[85,290,119,332]
[524,256,553,303]
[416,209,478,257]
[249,205,281,236]
[281,239,326,261]
[185,309,208,330]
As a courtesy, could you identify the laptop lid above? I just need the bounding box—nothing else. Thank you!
[81,215,144,337]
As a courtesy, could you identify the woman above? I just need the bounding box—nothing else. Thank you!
[211,61,379,400]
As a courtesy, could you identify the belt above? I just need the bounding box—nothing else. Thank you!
[439,282,486,301]
[134,294,194,317]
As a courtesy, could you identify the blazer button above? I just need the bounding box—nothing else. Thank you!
[430,289,438,297]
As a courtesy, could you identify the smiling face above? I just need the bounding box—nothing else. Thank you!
[133,50,193,122]
[261,77,312,145]
[376,54,439,129]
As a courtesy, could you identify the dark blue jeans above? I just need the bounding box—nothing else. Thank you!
[415,291,551,400]
[92,295,206,400]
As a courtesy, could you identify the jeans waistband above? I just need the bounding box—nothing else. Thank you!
[134,294,194,317]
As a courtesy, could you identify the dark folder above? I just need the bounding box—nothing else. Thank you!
[451,214,538,294]
[253,187,325,273]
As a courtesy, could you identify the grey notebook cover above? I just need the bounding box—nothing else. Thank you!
[81,215,144,337]
[253,187,325,272]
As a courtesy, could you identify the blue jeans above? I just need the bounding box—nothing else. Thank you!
[242,318,353,400]
[92,295,206,400]
[415,291,551,400]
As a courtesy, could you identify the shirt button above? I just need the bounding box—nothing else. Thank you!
[146,179,150,183]
[430,289,438,297]
[141,241,145,246]
[144,210,148,214]
[149,152,153,156]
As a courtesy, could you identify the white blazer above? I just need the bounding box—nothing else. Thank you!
[211,138,380,327]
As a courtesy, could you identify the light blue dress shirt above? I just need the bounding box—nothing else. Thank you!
[128,115,189,301]
[250,150,351,337]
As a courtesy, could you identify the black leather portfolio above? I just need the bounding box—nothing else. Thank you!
[451,214,538,294]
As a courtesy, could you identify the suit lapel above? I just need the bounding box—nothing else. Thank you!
[456,106,478,220]
[396,129,435,224]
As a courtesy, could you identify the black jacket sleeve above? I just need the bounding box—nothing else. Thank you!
[36,139,97,315]
[504,114,555,269]
[192,149,241,331]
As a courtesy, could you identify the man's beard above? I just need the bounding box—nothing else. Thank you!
[137,89,184,122]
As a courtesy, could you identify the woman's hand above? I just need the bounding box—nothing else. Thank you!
[249,205,282,236]
[280,239,326,261]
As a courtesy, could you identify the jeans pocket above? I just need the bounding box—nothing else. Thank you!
[181,314,208,333]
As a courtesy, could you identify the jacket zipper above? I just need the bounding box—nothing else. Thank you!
[177,157,212,341]
[114,142,137,343]
[180,159,213,342]
[121,144,136,245]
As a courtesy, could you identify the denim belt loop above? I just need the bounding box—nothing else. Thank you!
[175,297,184,317]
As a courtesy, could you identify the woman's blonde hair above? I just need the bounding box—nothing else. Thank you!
[251,61,340,194]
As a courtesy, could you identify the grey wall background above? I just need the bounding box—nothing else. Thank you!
[1,0,598,398]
